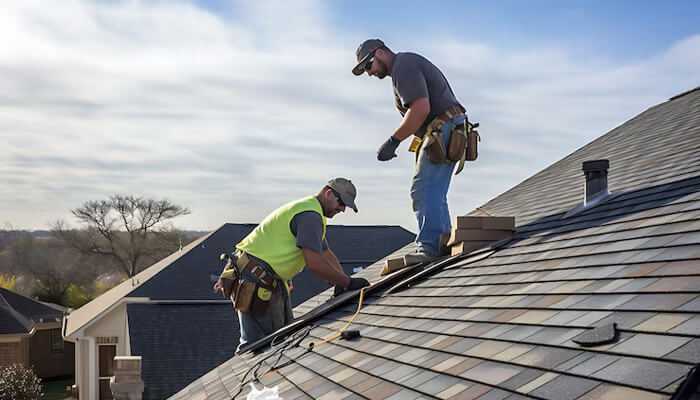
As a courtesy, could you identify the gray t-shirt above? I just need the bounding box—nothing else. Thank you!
[290,211,328,253]
[391,52,462,133]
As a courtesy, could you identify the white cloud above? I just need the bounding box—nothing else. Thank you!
[1,1,698,231]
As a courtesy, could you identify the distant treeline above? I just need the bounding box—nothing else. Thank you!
[0,229,206,308]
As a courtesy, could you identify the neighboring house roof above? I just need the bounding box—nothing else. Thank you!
[63,230,214,338]
[127,304,239,400]
[0,288,63,335]
[63,222,414,400]
[129,224,414,302]
[172,87,700,400]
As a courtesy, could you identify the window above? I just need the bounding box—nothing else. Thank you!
[50,329,64,352]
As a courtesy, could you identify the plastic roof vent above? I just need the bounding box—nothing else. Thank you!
[572,323,619,347]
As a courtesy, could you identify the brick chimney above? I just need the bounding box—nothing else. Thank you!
[110,356,144,400]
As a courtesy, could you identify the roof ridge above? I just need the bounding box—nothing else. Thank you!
[64,229,217,337]
[0,289,36,332]
[222,222,413,231]
[327,224,410,229]
[669,86,700,101]
[222,222,258,226]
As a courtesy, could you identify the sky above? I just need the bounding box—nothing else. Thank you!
[1,0,699,232]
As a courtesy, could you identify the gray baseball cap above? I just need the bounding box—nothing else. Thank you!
[352,38,385,76]
[328,177,358,212]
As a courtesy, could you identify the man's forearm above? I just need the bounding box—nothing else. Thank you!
[322,249,345,276]
[303,248,351,287]
[393,97,431,141]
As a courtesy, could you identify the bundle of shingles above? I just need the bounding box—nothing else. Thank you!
[382,215,515,275]
[447,215,515,256]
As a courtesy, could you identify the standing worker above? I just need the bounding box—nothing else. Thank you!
[353,38,469,265]
[215,178,370,350]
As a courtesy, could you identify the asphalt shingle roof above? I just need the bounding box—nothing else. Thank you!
[170,88,700,399]
[0,288,63,335]
[127,304,239,400]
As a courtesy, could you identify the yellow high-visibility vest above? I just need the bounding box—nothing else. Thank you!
[236,196,327,281]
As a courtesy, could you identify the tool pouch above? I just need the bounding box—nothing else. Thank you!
[466,123,480,162]
[217,255,239,299]
[233,258,278,315]
[422,119,448,164]
[233,280,256,313]
[426,133,447,163]
[447,123,468,162]
[251,286,273,315]
[221,277,237,299]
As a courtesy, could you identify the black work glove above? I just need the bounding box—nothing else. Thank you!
[377,136,400,161]
[333,277,370,297]
[348,277,370,290]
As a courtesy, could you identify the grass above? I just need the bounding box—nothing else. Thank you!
[42,378,73,400]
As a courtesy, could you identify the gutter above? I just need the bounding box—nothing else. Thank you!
[64,297,231,339]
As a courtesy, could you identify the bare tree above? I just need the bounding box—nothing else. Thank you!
[53,195,191,277]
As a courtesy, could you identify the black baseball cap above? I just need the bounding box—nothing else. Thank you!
[352,38,385,76]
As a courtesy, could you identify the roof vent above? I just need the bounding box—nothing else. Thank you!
[573,323,619,347]
[583,159,609,206]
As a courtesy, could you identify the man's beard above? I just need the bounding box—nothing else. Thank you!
[375,59,388,79]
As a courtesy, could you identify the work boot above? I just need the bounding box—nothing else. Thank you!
[403,252,437,265]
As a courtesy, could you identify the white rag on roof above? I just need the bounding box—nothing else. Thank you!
[246,383,282,400]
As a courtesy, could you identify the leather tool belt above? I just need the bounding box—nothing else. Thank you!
[219,251,279,314]
[409,104,480,175]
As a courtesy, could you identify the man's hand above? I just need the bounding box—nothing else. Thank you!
[348,277,370,290]
[213,279,224,294]
[213,277,235,298]
[377,136,400,161]
[334,277,370,297]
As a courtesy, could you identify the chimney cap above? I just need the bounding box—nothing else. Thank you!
[582,159,609,173]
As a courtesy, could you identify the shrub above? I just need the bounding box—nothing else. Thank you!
[0,364,43,400]
[64,283,93,309]
[0,274,16,290]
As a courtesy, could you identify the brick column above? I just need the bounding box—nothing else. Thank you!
[110,356,144,400]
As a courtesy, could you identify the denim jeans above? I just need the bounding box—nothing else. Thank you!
[236,281,293,352]
[411,114,466,256]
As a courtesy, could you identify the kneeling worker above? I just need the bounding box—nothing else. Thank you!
[215,178,370,350]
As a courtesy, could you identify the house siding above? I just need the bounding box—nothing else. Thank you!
[29,328,75,378]
[0,341,23,367]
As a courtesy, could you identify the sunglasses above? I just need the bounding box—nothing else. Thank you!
[363,46,382,71]
[364,56,374,71]
[330,188,345,207]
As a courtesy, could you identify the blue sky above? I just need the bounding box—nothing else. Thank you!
[330,0,700,59]
[1,1,698,231]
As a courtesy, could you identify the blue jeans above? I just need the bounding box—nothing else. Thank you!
[411,115,466,256]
